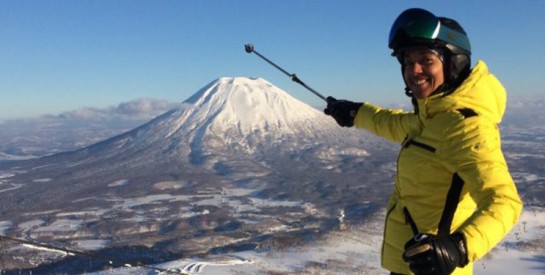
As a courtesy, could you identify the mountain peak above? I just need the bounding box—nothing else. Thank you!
[180,77,322,137]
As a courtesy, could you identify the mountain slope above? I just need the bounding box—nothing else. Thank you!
[3,77,376,177]
[0,76,393,207]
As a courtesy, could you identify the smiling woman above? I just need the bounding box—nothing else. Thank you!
[324,7,522,275]
[401,49,445,99]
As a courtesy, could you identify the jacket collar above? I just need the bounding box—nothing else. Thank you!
[413,61,506,125]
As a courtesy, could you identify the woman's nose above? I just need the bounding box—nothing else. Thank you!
[406,62,423,75]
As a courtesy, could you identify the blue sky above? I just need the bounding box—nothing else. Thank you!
[2,1,544,119]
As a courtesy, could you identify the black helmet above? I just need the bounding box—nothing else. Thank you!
[389,8,471,91]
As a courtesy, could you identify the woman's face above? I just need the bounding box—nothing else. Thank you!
[403,49,445,99]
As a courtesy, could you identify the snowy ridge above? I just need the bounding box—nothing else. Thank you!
[95,76,368,164]
[167,77,326,147]
[186,77,319,132]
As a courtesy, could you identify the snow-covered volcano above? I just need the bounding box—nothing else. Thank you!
[183,77,321,136]
[0,77,388,211]
[52,76,370,167]
[160,77,339,160]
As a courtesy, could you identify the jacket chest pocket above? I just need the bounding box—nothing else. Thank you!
[403,138,436,153]
[398,137,438,182]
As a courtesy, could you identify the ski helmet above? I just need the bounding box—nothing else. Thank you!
[389,8,471,91]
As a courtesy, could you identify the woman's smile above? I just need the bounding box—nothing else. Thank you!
[403,49,444,99]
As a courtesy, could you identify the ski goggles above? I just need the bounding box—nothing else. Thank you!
[389,8,440,49]
[388,8,470,54]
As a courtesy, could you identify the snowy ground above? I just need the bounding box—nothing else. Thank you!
[2,173,543,274]
[474,207,545,275]
[89,215,386,275]
[81,207,545,275]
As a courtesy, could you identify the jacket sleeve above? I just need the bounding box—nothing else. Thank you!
[441,116,522,262]
[353,102,419,143]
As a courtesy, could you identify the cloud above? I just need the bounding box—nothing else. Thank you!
[55,98,182,121]
[0,98,184,158]
[504,97,545,124]
[507,97,545,110]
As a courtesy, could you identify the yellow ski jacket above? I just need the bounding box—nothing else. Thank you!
[354,61,522,274]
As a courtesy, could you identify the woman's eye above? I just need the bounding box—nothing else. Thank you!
[403,53,439,66]
[422,57,435,64]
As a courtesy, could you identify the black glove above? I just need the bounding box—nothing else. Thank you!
[323,96,362,127]
[403,233,468,275]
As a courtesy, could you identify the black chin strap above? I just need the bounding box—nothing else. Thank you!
[404,88,420,115]
[404,87,412,97]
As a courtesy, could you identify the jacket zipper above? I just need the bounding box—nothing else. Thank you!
[404,139,436,153]
[381,136,436,264]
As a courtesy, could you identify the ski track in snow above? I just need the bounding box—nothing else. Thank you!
[177,256,253,274]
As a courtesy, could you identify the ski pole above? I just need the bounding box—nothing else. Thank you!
[244,43,330,103]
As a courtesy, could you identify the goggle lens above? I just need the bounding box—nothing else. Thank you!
[389,9,440,48]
